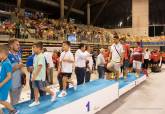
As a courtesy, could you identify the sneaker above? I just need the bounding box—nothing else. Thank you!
[135,73,139,78]
[29,101,40,107]
[51,90,56,102]
[10,110,19,114]
[58,90,67,98]
[123,76,127,80]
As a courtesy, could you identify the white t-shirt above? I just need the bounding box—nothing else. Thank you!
[43,52,54,68]
[75,49,89,68]
[97,53,105,67]
[144,51,150,59]
[60,50,74,73]
[110,43,124,62]
[84,51,93,71]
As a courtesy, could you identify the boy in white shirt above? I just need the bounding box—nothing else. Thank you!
[58,41,76,98]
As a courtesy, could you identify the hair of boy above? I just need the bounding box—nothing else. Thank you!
[63,41,71,46]
[33,41,43,49]
[0,44,9,54]
[43,48,47,52]
[113,35,119,39]
[79,43,85,49]
[85,45,90,50]
[8,38,19,47]
[120,37,126,42]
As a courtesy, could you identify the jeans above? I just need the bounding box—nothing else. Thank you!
[97,66,105,79]
[85,71,91,83]
[75,67,86,85]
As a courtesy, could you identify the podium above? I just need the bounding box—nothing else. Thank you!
[3,80,119,114]
[3,74,146,114]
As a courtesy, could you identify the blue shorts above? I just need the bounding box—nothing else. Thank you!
[32,81,47,91]
[0,86,10,101]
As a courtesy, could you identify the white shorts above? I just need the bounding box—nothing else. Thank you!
[107,61,121,72]
[133,60,142,70]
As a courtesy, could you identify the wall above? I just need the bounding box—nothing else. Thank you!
[109,0,149,36]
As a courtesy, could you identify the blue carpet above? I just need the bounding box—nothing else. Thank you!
[119,73,144,89]
[3,79,116,114]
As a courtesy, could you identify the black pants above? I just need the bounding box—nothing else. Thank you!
[85,71,91,83]
[29,81,46,100]
[144,59,149,69]
[75,67,86,85]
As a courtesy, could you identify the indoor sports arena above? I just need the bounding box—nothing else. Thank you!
[0,0,165,114]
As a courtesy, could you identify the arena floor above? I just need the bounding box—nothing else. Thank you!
[97,66,165,114]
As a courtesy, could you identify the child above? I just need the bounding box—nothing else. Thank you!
[0,45,19,114]
[58,41,77,97]
[29,42,56,107]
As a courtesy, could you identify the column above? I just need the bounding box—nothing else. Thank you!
[87,3,90,25]
[17,0,22,10]
[132,0,149,36]
[60,0,64,19]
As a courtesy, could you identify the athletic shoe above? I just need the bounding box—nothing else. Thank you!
[58,90,67,98]
[51,90,56,102]
[29,101,40,107]
[9,110,19,114]
[135,73,139,78]
[123,76,127,80]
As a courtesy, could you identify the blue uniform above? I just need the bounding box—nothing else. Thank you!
[26,54,35,78]
[8,52,22,90]
[0,59,12,101]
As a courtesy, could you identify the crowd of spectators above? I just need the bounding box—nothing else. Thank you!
[23,16,112,43]
[0,10,164,43]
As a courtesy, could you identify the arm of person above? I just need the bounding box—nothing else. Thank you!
[0,72,12,88]
[27,66,33,73]
[120,45,124,64]
[32,65,42,81]
[12,63,24,72]
[108,52,112,62]
[120,52,124,65]
[0,63,12,88]
[78,51,91,59]
[142,54,144,63]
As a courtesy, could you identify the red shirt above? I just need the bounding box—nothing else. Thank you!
[123,43,130,60]
[132,47,143,61]
[151,52,160,62]
[103,49,110,64]
[162,53,165,62]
